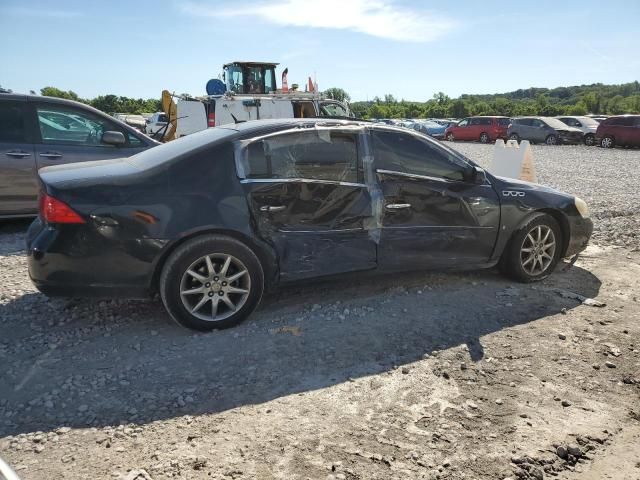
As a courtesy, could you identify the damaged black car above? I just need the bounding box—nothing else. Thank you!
[26,119,593,330]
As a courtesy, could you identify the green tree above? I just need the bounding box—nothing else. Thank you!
[449,99,468,118]
[40,87,81,101]
[323,87,351,103]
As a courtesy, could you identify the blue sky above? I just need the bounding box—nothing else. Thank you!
[1,0,639,101]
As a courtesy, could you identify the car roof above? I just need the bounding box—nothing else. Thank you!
[223,118,370,135]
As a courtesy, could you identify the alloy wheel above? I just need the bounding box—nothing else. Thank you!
[446,133,455,141]
[601,137,613,148]
[480,133,489,143]
[546,135,557,145]
[585,135,595,146]
[180,253,251,322]
[520,225,556,276]
[509,134,519,141]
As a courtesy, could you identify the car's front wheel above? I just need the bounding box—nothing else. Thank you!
[160,235,264,330]
[509,133,519,142]
[479,132,490,143]
[600,136,614,148]
[500,213,563,283]
[446,133,455,141]
[545,134,558,145]
[584,134,595,146]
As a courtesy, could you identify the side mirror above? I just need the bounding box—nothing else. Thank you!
[102,130,126,146]
[468,165,486,184]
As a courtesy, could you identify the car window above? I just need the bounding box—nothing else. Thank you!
[613,117,636,127]
[482,118,492,125]
[36,104,121,147]
[635,118,640,127]
[241,130,358,183]
[469,118,480,125]
[157,114,168,123]
[498,118,511,126]
[320,102,349,117]
[0,102,28,143]
[457,119,469,127]
[372,130,468,182]
[516,119,530,126]
[532,119,546,128]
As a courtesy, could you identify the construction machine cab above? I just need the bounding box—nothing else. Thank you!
[223,61,278,95]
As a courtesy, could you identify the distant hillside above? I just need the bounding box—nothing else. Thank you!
[349,81,640,119]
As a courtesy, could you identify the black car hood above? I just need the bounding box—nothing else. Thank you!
[494,175,572,198]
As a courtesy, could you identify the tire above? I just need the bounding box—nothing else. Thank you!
[509,133,519,142]
[584,134,595,146]
[446,133,455,141]
[545,134,558,146]
[159,235,264,331]
[500,213,563,283]
[600,136,614,148]
[479,132,490,144]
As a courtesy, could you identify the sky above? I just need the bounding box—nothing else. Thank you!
[1,0,639,102]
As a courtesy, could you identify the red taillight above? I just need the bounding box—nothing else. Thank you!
[39,193,85,224]
[207,112,216,128]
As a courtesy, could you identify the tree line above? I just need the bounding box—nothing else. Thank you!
[39,87,161,115]
[347,82,640,119]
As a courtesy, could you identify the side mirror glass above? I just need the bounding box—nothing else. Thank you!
[102,130,126,146]
[469,165,485,184]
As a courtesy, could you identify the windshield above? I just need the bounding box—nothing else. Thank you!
[544,117,574,129]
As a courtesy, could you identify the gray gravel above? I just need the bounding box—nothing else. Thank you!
[450,142,640,249]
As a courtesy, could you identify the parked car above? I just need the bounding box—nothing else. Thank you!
[507,117,583,145]
[412,120,446,139]
[0,94,158,218]
[556,116,599,145]
[113,113,147,133]
[444,116,510,143]
[595,115,640,148]
[145,112,170,137]
[27,119,592,331]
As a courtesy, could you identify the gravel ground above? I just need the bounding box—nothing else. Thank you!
[1,144,639,480]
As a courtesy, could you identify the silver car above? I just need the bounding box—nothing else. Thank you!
[0,94,158,218]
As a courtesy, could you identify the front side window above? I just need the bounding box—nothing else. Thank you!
[240,130,358,183]
[372,130,468,182]
[36,104,121,147]
[457,119,469,127]
[0,102,28,143]
[320,102,348,117]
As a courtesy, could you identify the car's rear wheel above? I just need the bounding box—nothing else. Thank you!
[446,133,455,141]
[479,132,490,143]
[545,134,558,145]
[509,133,519,142]
[601,136,614,148]
[500,213,562,283]
[584,134,595,146]
[160,235,264,330]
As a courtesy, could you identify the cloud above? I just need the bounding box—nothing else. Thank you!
[180,0,456,42]
[1,7,84,18]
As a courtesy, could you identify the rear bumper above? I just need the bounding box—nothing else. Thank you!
[565,216,593,257]
[26,218,164,298]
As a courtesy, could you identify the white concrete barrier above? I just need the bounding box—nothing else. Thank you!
[488,139,537,183]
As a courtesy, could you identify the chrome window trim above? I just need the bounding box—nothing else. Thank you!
[376,169,455,184]
[240,178,366,188]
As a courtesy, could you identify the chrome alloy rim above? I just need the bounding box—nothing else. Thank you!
[601,137,613,148]
[520,225,556,276]
[180,254,251,321]
[546,135,557,145]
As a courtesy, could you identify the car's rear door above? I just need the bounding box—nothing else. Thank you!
[371,128,500,269]
[32,100,148,168]
[0,100,39,215]
[237,126,377,281]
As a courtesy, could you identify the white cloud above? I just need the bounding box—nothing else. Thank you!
[180,0,456,42]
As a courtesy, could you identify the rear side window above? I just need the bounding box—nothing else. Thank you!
[240,130,359,183]
[0,102,28,143]
[497,118,511,126]
[372,130,468,182]
[610,117,635,126]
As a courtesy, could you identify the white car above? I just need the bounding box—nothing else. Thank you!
[556,116,599,146]
[145,112,169,137]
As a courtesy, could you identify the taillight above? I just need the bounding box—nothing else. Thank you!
[207,112,216,128]
[39,193,85,224]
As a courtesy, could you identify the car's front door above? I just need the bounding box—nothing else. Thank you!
[32,101,148,169]
[238,127,377,281]
[455,118,471,140]
[371,129,500,269]
[0,101,38,216]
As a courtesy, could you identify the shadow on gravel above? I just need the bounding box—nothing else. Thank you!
[0,262,601,437]
[0,219,31,256]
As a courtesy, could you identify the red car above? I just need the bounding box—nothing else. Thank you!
[444,116,511,143]
[596,115,640,148]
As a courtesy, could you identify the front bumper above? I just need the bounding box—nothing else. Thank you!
[558,133,583,145]
[565,216,593,257]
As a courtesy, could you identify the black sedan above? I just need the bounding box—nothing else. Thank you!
[27,119,593,331]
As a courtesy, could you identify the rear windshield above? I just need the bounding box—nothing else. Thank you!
[127,127,237,169]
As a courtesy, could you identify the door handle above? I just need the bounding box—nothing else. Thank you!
[39,152,62,159]
[6,150,31,158]
[259,205,286,212]
[385,203,411,210]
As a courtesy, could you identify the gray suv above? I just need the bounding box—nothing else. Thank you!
[507,117,583,145]
[0,94,159,218]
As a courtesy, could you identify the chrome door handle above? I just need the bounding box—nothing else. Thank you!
[39,152,62,159]
[6,151,31,158]
[260,205,286,212]
[385,203,411,210]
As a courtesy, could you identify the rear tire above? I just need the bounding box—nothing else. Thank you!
[509,133,519,142]
[479,132,490,143]
[500,213,563,283]
[584,134,595,146]
[600,136,614,148]
[160,235,264,331]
